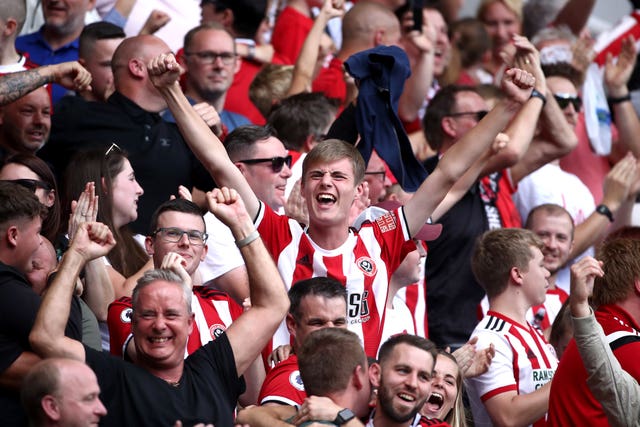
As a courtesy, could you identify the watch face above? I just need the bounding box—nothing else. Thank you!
[336,408,355,424]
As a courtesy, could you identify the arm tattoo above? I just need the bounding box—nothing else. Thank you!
[0,68,53,106]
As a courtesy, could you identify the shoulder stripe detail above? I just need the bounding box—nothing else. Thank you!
[485,316,506,332]
[609,335,640,352]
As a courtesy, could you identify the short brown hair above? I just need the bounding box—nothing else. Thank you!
[471,228,543,298]
[298,328,366,396]
[525,203,575,240]
[423,85,480,151]
[378,334,437,368]
[302,139,365,185]
[592,238,640,307]
[0,181,46,228]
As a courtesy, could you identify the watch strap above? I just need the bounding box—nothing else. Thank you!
[334,408,355,425]
[596,204,614,222]
[530,88,547,106]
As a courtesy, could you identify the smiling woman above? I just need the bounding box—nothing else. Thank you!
[62,147,148,283]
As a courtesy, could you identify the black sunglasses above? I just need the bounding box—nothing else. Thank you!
[237,155,292,173]
[448,110,489,121]
[4,178,52,192]
[553,94,582,111]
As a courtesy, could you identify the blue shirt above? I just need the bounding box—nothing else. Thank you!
[16,27,79,105]
[162,97,251,133]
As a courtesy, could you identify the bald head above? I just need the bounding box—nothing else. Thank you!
[21,358,107,426]
[112,35,172,76]
[25,236,57,296]
[111,35,173,111]
[342,1,401,50]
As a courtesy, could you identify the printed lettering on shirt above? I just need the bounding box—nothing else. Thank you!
[533,369,555,389]
[375,213,397,233]
[349,290,370,323]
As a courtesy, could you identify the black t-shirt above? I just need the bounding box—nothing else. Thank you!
[40,93,215,234]
[423,156,488,348]
[0,262,82,427]
[85,332,245,427]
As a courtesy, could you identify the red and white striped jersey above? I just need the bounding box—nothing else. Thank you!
[107,286,242,358]
[467,311,558,427]
[479,288,569,332]
[256,202,411,358]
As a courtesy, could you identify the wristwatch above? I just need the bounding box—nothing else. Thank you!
[334,408,355,425]
[595,204,614,222]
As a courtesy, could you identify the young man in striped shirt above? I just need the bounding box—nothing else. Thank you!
[148,52,538,358]
[466,228,557,427]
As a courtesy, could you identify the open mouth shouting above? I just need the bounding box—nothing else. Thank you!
[425,391,444,413]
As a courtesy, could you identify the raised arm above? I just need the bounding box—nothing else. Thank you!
[569,154,637,259]
[397,9,436,123]
[404,67,534,237]
[605,36,640,159]
[205,187,289,376]
[29,223,116,362]
[146,54,261,219]
[0,62,91,105]
[69,182,115,322]
[569,256,640,427]
[507,40,577,184]
[287,0,344,96]
[552,0,596,36]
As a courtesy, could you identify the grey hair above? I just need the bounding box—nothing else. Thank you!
[131,269,192,314]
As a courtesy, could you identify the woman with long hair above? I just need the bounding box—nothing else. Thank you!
[0,153,61,243]
[422,350,469,427]
[62,145,148,297]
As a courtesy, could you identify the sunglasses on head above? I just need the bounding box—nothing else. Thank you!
[237,155,293,173]
[447,110,489,121]
[553,93,582,111]
[4,178,52,192]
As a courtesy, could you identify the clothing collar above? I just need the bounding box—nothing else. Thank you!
[108,91,161,123]
[596,304,640,332]
[32,26,80,52]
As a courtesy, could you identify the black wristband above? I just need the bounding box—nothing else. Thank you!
[608,94,631,104]
[530,88,547,106]
[596,204,614,222]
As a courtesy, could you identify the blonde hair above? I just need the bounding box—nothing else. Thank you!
[249,64,294,118]
[477,0,523,23]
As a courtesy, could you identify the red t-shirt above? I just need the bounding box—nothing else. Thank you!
[547,304,640,426]
[259,354,307,406]
[271,7,313,65]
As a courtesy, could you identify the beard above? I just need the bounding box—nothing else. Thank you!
[377,378,425,423]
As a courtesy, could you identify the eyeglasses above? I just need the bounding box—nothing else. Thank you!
[447,111,489,121]
[153,227,208,246]
[237,155,292,173]
[184,51,236,65]
[364,171,387,182]
[553,93,582,111]
[105,142,122,157]
[4,178,52,192]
